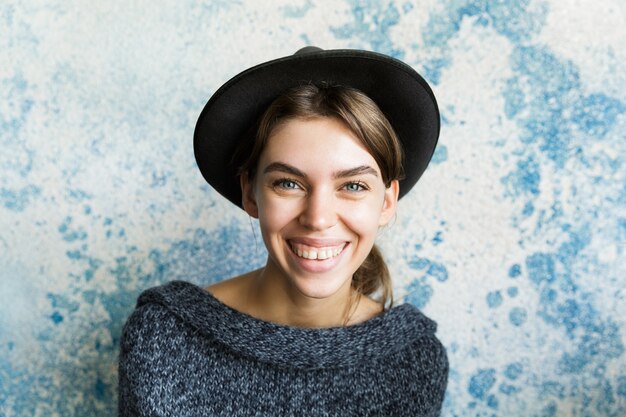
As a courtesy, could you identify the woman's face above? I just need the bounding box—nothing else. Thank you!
[242,116,399,301]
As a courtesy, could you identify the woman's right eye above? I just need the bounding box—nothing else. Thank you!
[273,178,301,190]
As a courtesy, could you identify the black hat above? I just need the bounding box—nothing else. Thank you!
[194,47,440,208]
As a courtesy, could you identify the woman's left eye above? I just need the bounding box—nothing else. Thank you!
[343,182,367,192]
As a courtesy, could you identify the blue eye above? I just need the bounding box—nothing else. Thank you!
[273,178,300,190]
[344,182,367,192]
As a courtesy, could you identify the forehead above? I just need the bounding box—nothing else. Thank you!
[259,117,380,173]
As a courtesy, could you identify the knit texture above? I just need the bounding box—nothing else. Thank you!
[118,281,448,416]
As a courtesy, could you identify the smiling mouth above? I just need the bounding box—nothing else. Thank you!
[289,241,347,260]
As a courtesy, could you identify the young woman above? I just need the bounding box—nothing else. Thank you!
[118,47,448,416]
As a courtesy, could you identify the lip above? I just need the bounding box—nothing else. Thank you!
[286,238,349,273]
[288,237,348,247]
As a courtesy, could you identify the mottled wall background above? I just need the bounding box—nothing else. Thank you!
[1,0,624,416]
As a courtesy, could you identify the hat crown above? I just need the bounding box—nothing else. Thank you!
[294,46,323,55]
[194,47,440,208]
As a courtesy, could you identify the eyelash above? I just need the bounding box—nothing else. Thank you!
[271,178,369,193]
[272,178,302,190]
[343,181,369,192]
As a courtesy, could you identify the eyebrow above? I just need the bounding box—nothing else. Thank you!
[263,162,379,179]
[335,165,379,178]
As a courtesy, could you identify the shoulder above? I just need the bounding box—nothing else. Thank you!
[120,279,246,355]
[390,304,449,410]
[118,282,208,416]
[118,281,215,390]
[205,270,256,311]
[119,281,205,353]
[119,294,179,358]
[407,326,449,378]
[395,304,448,370]
[347,295,384,325]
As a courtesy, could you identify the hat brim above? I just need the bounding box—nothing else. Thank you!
[194,48,440,208]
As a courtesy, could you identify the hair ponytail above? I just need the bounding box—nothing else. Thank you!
[352,244,393,309]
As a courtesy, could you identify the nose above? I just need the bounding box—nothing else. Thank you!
[298,189,337,231]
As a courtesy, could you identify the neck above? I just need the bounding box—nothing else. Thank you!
[245,262,359,328]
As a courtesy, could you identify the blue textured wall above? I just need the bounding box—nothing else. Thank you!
[1,1,624,416]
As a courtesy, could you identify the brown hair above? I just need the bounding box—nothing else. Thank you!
[234,84,404,309]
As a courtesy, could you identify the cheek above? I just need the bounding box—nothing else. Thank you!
[339,200,384,238]
[256,195,297,233]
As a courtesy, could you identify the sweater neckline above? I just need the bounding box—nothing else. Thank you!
[138,280,436,370]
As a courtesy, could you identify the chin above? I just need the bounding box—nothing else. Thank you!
[281,246,357,300]
[289,275,352,300]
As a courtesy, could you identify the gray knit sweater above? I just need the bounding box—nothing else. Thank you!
[118,281,448,416]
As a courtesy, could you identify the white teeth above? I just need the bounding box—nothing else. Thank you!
[291,243,344,260]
